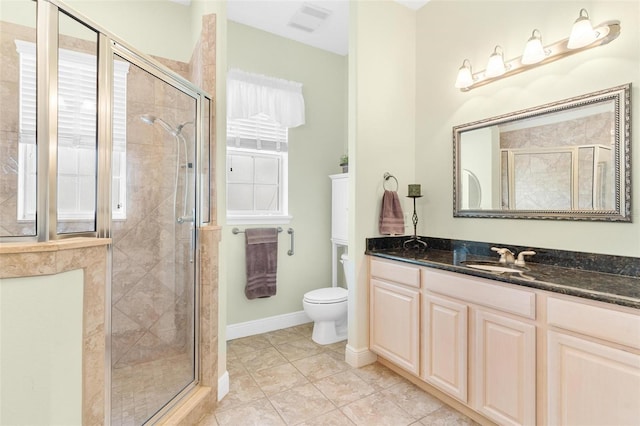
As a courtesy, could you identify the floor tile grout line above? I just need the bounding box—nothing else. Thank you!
[238,333,354,425]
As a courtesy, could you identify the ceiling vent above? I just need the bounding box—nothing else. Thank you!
[288,3,332,33]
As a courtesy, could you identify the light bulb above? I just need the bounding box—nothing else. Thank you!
[455,59,474,89]
[568,8,597,49]
[522,29,546,64]
[485,46,506,78]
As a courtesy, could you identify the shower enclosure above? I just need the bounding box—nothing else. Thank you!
[109,58,200,425]
[0,1,212,424]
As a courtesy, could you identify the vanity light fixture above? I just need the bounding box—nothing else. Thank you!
[455,9,620,91]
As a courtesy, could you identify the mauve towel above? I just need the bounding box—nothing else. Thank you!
[245,228,278,299]
[379,190,405,235]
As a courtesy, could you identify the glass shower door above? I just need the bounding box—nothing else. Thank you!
[110,55,197,425]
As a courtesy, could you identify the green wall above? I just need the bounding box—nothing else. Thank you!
[224,21,347,325]
[415,0,640,256]
[349,0,417,355]
[65,0,194,62]
[1,270,83,425]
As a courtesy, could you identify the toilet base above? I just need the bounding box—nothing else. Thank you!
[311,318,347,345]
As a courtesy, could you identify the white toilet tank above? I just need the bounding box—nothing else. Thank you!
[341,254,353,288]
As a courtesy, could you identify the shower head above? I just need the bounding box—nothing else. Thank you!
[139,113,155,126]
[140,114,179,136]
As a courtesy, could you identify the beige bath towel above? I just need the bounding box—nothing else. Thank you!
[379,190,405,235]
[245,228,278,299]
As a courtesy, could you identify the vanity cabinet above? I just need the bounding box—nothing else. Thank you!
[369,258,421,375]
[368,256,640,426]
[545,296,640,425]
[422,268,536,426]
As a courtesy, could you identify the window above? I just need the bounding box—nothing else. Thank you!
[226,69,305,224]
[15,40,129,222]
[227,113,290,223]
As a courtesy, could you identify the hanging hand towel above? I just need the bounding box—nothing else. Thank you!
[245,228,278,299]
[379,190,405,235]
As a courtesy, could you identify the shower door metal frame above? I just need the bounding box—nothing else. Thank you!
[107,41,206,425]
[12,0,213,423]
[3,0,212,240]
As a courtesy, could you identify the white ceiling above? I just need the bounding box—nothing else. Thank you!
[226,0,430,56]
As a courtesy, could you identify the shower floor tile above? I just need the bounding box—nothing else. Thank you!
[197,325,480,426]
[111,352,192,425]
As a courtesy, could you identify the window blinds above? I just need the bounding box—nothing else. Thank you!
[15,40,130,220]
[227,113,288,152]
[15,40,129,151]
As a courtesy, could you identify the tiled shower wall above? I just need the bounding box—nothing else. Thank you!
[110,61,195,368]
[111,12,218,369]
[500,112,614,210]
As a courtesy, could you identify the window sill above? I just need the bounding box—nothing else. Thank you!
[227,215,292,226]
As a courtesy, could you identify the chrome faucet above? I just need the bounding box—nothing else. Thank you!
[491,247,515,264]
[515,250,536,267]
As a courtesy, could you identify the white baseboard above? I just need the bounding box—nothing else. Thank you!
[217,371,229,401]
[345,344,378,368]
[226,310,311,341]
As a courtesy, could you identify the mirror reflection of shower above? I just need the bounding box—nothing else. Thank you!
[139,114,194,224]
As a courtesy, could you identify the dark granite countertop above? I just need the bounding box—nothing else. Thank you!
[366,237,640,310]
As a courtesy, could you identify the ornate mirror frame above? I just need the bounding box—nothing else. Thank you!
[453,83,631,221]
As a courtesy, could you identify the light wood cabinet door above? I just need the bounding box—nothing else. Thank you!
[370,278,420,375]
[475,310,536,426]
[422,293,468,403]
[547,330,640,426]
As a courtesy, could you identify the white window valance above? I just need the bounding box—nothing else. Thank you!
[227,68,305,128]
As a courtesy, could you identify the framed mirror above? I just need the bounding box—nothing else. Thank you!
[453,83,631,221]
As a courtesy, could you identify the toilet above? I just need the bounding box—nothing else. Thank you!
[303,254,352,345]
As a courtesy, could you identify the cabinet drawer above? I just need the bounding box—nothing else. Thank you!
[370,258,420,288]
[423,268,536,319]
[547,297,640,350]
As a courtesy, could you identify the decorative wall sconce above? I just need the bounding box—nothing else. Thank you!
[455,9,621,91]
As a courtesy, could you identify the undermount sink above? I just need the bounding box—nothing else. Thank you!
[465,264,523,273]
[460,261,536,281]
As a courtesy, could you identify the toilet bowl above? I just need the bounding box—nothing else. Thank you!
[303,254,352,345]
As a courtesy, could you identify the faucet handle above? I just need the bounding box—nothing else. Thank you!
[491,247,515,264]
[515,250,536,267]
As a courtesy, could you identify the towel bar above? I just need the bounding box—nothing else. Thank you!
[232,227,282,234]
[287,228,294,256]
[232,227,295,256]
[383,172,398,191]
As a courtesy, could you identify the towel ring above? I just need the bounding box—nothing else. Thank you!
[383,172,398,191]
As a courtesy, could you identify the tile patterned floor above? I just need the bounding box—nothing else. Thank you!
[198,324,478,426]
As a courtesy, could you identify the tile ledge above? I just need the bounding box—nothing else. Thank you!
[0,237,111,254]
[157,386,213,425]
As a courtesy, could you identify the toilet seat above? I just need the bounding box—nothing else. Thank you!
[304,287,347,304]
